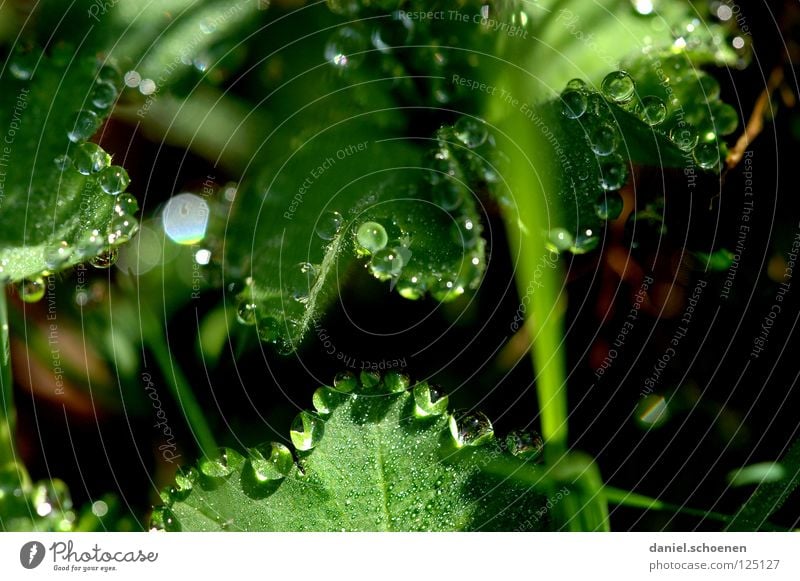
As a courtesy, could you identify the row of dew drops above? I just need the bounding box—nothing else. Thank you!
[8,61,138,302]
[150,370,543,531]
[547,65,733,255]
[235,118,493,347]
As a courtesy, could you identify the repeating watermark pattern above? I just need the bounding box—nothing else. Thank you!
[142,373,181,463]
[45,276,65,396]
[510,251,559,332]
[556,9,617,69]
[750,221,800,359]
[398,9,529,38]
[594,275,654,381]
[514,487,571,531]
[284,141,369,220]
[312,318,407,371]
[641,279,707,397]
[0,87,29,210]
[721,150,754,299]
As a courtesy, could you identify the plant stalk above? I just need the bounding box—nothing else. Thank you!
[0,289,16,465]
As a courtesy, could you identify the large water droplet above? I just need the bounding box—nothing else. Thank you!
[505,429,544,460]
[290,411,324,451]
[44,242,73,269]
[599,155,628,191]
[396,277,425,300]
[413,382,448,417]
[561,89,588,119]
[589,123,620,156]
[18,277,45,303]
[710,103,739,135]
[98,166,130,195]
[595,192,624,220]
[693,141,720,170]
[150,506,181,531]
[315,211,343,240]
[369,247,404,281]
[172,467,196,501]
[360,370,381,389]
[256,315,281,342]
[333,371,358,393]
[91,80,118,110]
[236,301,257,325]
[73,142,110,175]
[199,448,240,478]
[114,193,139,215]
[249,442,293,481]
[67,110,101,143]
[384,371,409,393]
[640,96,666,126]
[90,249,118,269]
[454,117,488,149]
[546,228,574,253]
[108,215,139,244]
[449,410,494,447]
[668,122,699,151]
[601,70,636,103]
[356,221,388,254]
[162,193,210,245]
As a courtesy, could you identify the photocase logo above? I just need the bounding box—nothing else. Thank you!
[19,541,46,569]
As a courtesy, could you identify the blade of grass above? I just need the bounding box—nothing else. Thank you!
[727,434,800,531]
[0,289,15,465]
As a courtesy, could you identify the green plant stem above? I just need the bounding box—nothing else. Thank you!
[605,487,731,525]
[503,159,568,461]
[142,315,217,461]
[0,289,16,465]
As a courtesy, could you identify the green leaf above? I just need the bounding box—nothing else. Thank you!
[523,51,738,253]
[159,372,548,531]
[728,437,800,531]
[0,49,137,283]
[228,118,488,353]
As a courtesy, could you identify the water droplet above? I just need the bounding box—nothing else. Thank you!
[396,277,425,300]
[91,80,118,110]
[108,215,139,244]
[636,394,669,428]
[413,382,448,417]
[199,448,241,478]
[237,301,257,325]
[76,229,104,257]
[360,370,381,389]
[324,27,366,70]
[18,277,45,303]
[595,192,624,220]
[571,229,600,254]
[356,221,388,254]
[693,141,720,170]
[123,70,141,87]
[44,242,73,269]
[454,117,488,149]
[90,248,118,269]
[249,442,293,481]
[73,142,110,175]
[369,247,405,281]
[546,228,574,253]
[505,429,544,460]
[139,78,156,95]
[333,371,358,393]
[290,411,324,451]
[449,410,494,447]
[710,103,739,136]
[91,500,109,517]
[668,122,699,151]
[313,387,341,415]
[566,78,587,91]
[67,110,101,143]
[172,467,196,501]
[162,193,210,245]
[98,166,130,195]
[432,181,464,211]
[384,371,409,393]
[589,123,620,156]
[640,96,666,126]
[150,506,181,531]
[316,211,343,240]
[599,155,628,191]
[601,71,636,103]
[114,193,139,215]
[9,51,36,80]
[631,0,654,15]
[430,279,464,302]
[450,216,480,249]
[561,89,587,119]
[54,154,71,171]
